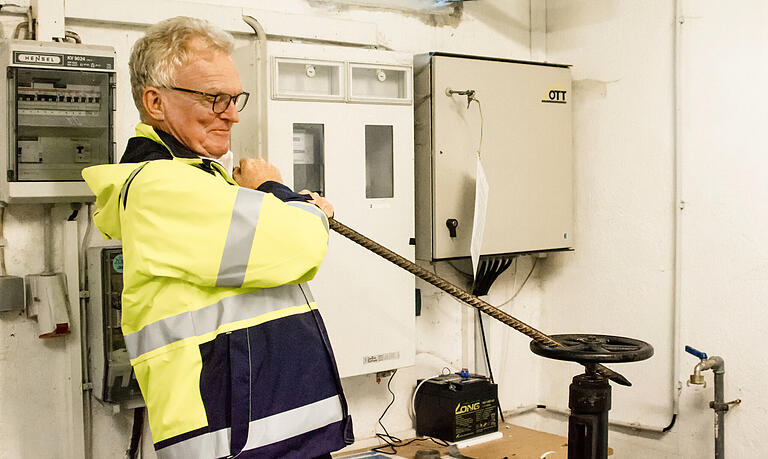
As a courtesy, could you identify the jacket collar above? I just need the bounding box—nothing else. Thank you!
[134,123,238,186]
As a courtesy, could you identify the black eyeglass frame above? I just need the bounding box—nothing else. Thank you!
[169,86,250,114]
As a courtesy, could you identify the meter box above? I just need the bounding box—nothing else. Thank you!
[414,53,573,260]
[0,40,115,203]
[233,41,415,378]
[86,245,143,407]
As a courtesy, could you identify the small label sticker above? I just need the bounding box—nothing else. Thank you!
[112,254,123,273]
[13,51,114,70]
[362,351,400,365]
[16,53,61,65]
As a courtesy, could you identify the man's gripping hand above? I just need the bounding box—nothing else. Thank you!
[232,158,334,218]
[233,158,283,189]
[299,190,334,218]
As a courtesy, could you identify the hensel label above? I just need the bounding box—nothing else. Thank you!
[13,51,114,70]
[15,53,61,65]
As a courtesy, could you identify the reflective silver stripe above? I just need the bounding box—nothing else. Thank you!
[299,283,315,303]
[155,395,343,459]
[217,187,264,287]
[242,394,343,450]
[124,283,312,359]
[286,201,329,233]
[155,428,230,459]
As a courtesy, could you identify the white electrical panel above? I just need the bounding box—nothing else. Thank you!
[414,53,574,260]
[0,40,115,204]
[233,41,415,377]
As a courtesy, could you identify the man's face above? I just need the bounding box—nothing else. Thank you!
[159,39,242,158]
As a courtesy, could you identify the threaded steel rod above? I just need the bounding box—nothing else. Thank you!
[329,218,631,386]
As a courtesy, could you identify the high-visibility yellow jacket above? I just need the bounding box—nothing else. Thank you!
[83,124,352,458]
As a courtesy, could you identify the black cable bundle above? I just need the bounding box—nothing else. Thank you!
[472,255,514,424]
[471,255,513,296]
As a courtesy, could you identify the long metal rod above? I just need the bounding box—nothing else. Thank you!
[329,218,631,386]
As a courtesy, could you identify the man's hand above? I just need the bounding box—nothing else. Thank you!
[233,158,283,189]
[299,190,334,218]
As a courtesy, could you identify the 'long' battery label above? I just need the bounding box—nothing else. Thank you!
[454,398,498,440]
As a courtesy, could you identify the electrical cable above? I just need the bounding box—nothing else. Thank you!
[373,369,449,455]
[662,414,677,432]
[510,257,518,294]
[495,257,538,308]
[65,30,82,44]
[447,260,474,279]
[446,89,483,159]
[26,5,33,40]
[372,368,399,452]
[470,255,519,424]
[13,21,28,40]
[126,407,144,459]
[0,203,7,277]
[80,204,94,459]
[476,309,504,423]
[475,253,535,426]
[68,203,81,221]
[409,367,452,420]
[472,98,484,159]
[472,256,513,296]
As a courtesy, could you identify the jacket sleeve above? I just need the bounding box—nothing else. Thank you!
[257,180,313,203]
[121,161,329,289]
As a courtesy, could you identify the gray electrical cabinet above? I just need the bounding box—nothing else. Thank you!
[414,53,573,260]
[0,39,115,204]
[86,245,143,408]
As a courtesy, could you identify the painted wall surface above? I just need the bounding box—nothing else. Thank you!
[11,1,767,458]
[509,1,768,458]
[541,0,677,428]
[0,1,538,457]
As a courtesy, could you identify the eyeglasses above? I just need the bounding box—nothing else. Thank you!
[169,87,250,114]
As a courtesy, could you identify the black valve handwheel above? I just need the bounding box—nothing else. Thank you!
[530,334,653,364]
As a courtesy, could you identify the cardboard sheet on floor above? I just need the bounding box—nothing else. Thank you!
[337,423,587,459]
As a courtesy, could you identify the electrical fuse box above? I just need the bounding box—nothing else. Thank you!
[0,39,115,203]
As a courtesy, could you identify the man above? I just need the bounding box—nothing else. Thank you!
[82,16,352,458]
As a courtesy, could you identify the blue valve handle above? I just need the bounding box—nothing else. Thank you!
[685,345,707,360]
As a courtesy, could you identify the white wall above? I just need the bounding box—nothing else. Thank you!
[7,1,764,458]
[509,1,768,458]
[0,1,538,457]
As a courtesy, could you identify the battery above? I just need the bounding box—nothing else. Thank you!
[414,373,499,442]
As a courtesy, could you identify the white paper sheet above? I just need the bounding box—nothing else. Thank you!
[470,157,489,278]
